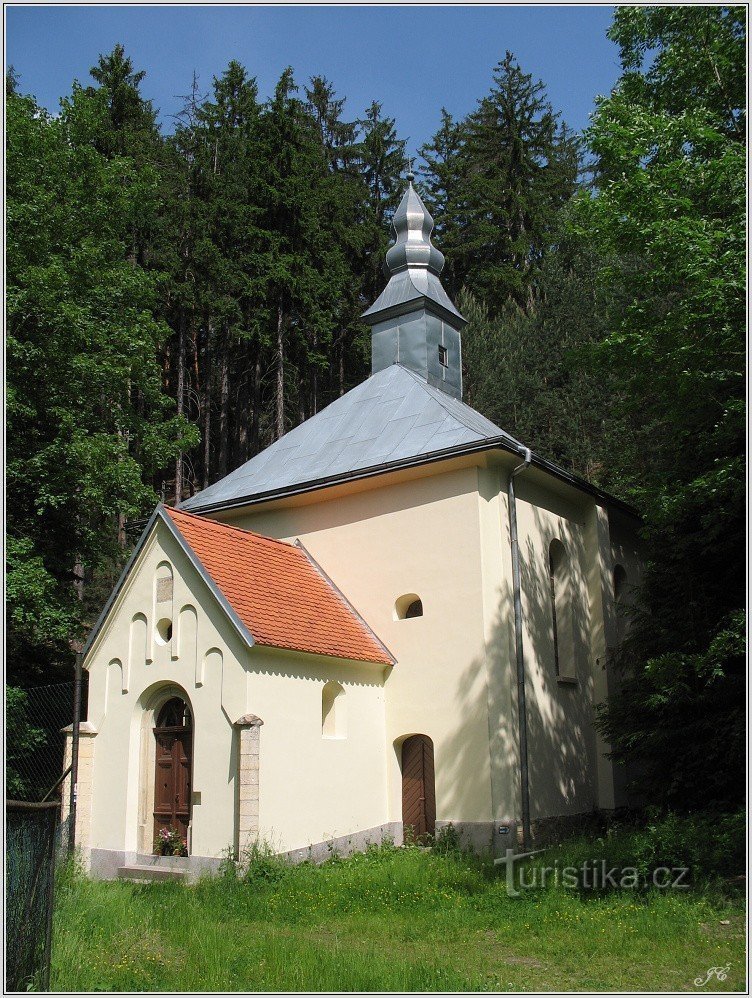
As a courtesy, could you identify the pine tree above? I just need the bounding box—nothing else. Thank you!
[356,101,407,305]
[421,52,580,315]
[418,109,466,298]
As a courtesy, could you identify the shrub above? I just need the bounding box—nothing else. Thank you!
[433,823,463,857]
[630,810,745,885]
[240,840,289,885]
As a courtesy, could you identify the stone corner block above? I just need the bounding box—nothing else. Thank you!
[234,714,264,728]
[61,721,98,736]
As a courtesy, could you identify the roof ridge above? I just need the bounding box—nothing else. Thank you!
[167,506,299,551]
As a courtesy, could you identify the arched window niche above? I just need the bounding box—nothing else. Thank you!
[548,539,576,682]
[613,564,627,604]
[394,593,423,621]
[153,562,174,654]
[321,681,346,739]
[613,564,629,644]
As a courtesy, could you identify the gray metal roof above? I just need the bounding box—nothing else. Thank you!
[180,364,524,514]
[362,267,465,326]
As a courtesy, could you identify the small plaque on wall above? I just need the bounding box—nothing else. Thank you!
[156,577,173,603]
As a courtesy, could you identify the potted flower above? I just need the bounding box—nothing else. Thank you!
[155,825,188,857]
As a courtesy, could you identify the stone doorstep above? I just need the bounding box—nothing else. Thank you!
[117,865,186,882]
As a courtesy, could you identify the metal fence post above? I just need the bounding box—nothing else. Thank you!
[67,653,82,857]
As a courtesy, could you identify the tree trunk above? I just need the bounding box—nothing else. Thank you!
[312,329,318,415]
[338,336,345,397]
[73,555,85,603]
[275,303,285,440]
[202,318,213,489]
[236,354,249,466]
[251,343,261,456]
[218,322,230,478]
[174,310,186,504]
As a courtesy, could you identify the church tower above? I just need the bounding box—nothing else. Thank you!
[361,173,467,401]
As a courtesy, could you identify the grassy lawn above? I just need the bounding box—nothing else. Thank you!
[51,837,746,992]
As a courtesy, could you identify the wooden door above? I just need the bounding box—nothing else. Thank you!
[153,698,192,846]
[401,735,436,840]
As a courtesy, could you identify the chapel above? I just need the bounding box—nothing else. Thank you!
[65,177,641,879]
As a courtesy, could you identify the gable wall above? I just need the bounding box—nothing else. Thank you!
[85,520,389,860]
[85,521,248,857]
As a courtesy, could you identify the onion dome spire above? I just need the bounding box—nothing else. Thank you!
[361,164,466,400]
[384,175,446,278]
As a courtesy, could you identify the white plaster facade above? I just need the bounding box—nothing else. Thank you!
[67,179,642,876]
[69,447,640,877]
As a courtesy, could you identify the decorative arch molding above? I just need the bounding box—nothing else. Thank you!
[199,647,223,689]
[134,681,194,855]
[152,561,174,660]
[128,613,148,685]
[177,605,198,680]
[106,658,126,701]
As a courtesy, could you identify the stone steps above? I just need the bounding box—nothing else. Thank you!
[117,864,186,882]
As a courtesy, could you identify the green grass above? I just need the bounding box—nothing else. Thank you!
[51,835,746,992]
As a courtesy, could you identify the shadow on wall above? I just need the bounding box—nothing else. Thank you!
[438,504,601,837]
[517,505,598,820]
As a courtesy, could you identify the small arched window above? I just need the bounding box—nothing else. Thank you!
[394,594,423,620]
[549,539,575,680]
[322,681,346,738]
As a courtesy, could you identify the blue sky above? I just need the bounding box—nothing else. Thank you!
[6,5,620,156]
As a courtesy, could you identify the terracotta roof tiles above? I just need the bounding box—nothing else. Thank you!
[166,507,393,666]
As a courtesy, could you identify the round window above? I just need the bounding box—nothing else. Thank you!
[155,618,173,645]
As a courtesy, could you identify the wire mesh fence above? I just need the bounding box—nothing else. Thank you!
[7,680,87,803]
[6,801,60,991]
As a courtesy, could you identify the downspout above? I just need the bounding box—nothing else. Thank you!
[68,651,82,857]
[508,447,532,850]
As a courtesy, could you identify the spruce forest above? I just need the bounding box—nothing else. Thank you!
[6,8,746,807]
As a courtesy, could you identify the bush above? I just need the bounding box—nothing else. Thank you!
[630,810,745,885]
[240,840,290,885]
[6,687,46,799]
[433,823,463,857]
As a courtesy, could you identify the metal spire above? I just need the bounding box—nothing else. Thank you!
[384,173,445,277]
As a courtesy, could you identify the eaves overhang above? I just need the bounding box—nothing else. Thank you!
[361,292,468,330]
[183,438,640,521]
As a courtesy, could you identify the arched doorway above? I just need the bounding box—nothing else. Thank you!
[401,734,436,840]
[153,696,192,847]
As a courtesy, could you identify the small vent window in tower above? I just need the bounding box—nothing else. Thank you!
[438,345,448,367]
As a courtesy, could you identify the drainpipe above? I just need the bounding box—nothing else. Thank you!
[508,447,532,850]
[68,651,82,857]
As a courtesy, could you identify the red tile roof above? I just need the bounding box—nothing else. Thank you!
[165,507,393,666]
